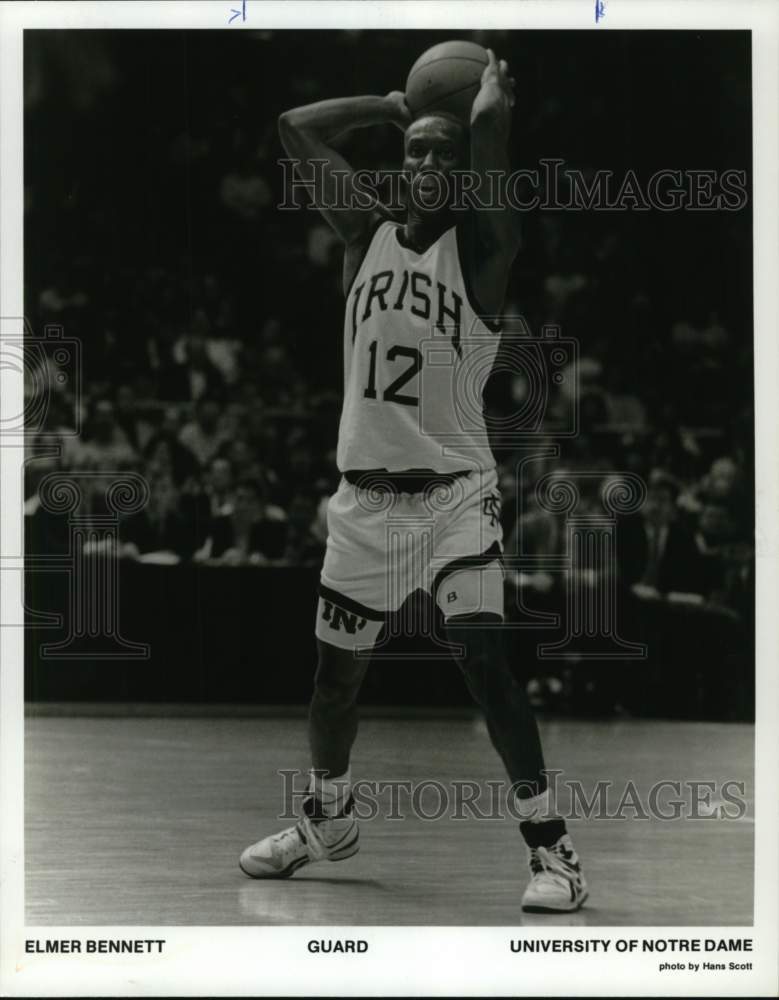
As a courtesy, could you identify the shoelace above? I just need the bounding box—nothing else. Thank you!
[274,824,306,863]
[529,847,546,876]
[529,845,578,881]
[295,813,329,861]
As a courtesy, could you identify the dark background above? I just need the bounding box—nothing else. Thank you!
[23,30,754,718]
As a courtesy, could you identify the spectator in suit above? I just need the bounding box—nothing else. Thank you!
[619,472,746,718]
[119,471,194,562]
[195,477,288,566]
[694,500,751,612]
[618,472,704,599]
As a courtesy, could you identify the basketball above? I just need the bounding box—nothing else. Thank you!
[405,40,489,123]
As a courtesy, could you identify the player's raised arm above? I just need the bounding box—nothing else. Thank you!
[466,49,521,316]
[279,93,411,289]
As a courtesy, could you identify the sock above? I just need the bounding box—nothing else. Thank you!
[515,788,569,848]
[309,767,352,818]
[514,787,552,823]
[520,818,568,849]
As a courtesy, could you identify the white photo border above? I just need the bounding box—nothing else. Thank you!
[1,1,777,996]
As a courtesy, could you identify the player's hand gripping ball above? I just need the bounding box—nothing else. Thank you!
[384,90,413,130]
[481,48,516,111]
[405,40,489,123]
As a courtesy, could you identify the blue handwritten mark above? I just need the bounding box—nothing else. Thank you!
[595,0,606,23]
[229,0,246,24]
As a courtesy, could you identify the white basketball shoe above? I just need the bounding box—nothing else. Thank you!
[521,834,588,913]
[239,797,359,879]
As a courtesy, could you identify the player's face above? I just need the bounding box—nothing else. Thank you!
[403,116,467,212]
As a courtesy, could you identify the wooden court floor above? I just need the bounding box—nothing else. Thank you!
[25,713,754,926]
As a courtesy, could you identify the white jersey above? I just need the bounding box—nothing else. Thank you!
[336,221,501,474]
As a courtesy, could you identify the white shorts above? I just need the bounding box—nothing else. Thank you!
[316,467,504,650]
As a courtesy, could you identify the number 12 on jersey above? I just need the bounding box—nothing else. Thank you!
[364,341,423,407]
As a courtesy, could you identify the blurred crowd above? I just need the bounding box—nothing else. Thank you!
[23,31,754,613]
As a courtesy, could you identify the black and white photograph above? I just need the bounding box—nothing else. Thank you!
[1,1,777,996]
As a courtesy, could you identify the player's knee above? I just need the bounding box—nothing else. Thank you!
[312,676,360,712]
[313,644,367,709]
[444,619,513,704]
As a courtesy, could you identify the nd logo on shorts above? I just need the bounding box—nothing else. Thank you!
[320,598,367,636]
[316,590,385,651]
[482,492,501,528]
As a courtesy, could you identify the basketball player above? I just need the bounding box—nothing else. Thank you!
[240,50,587,912]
